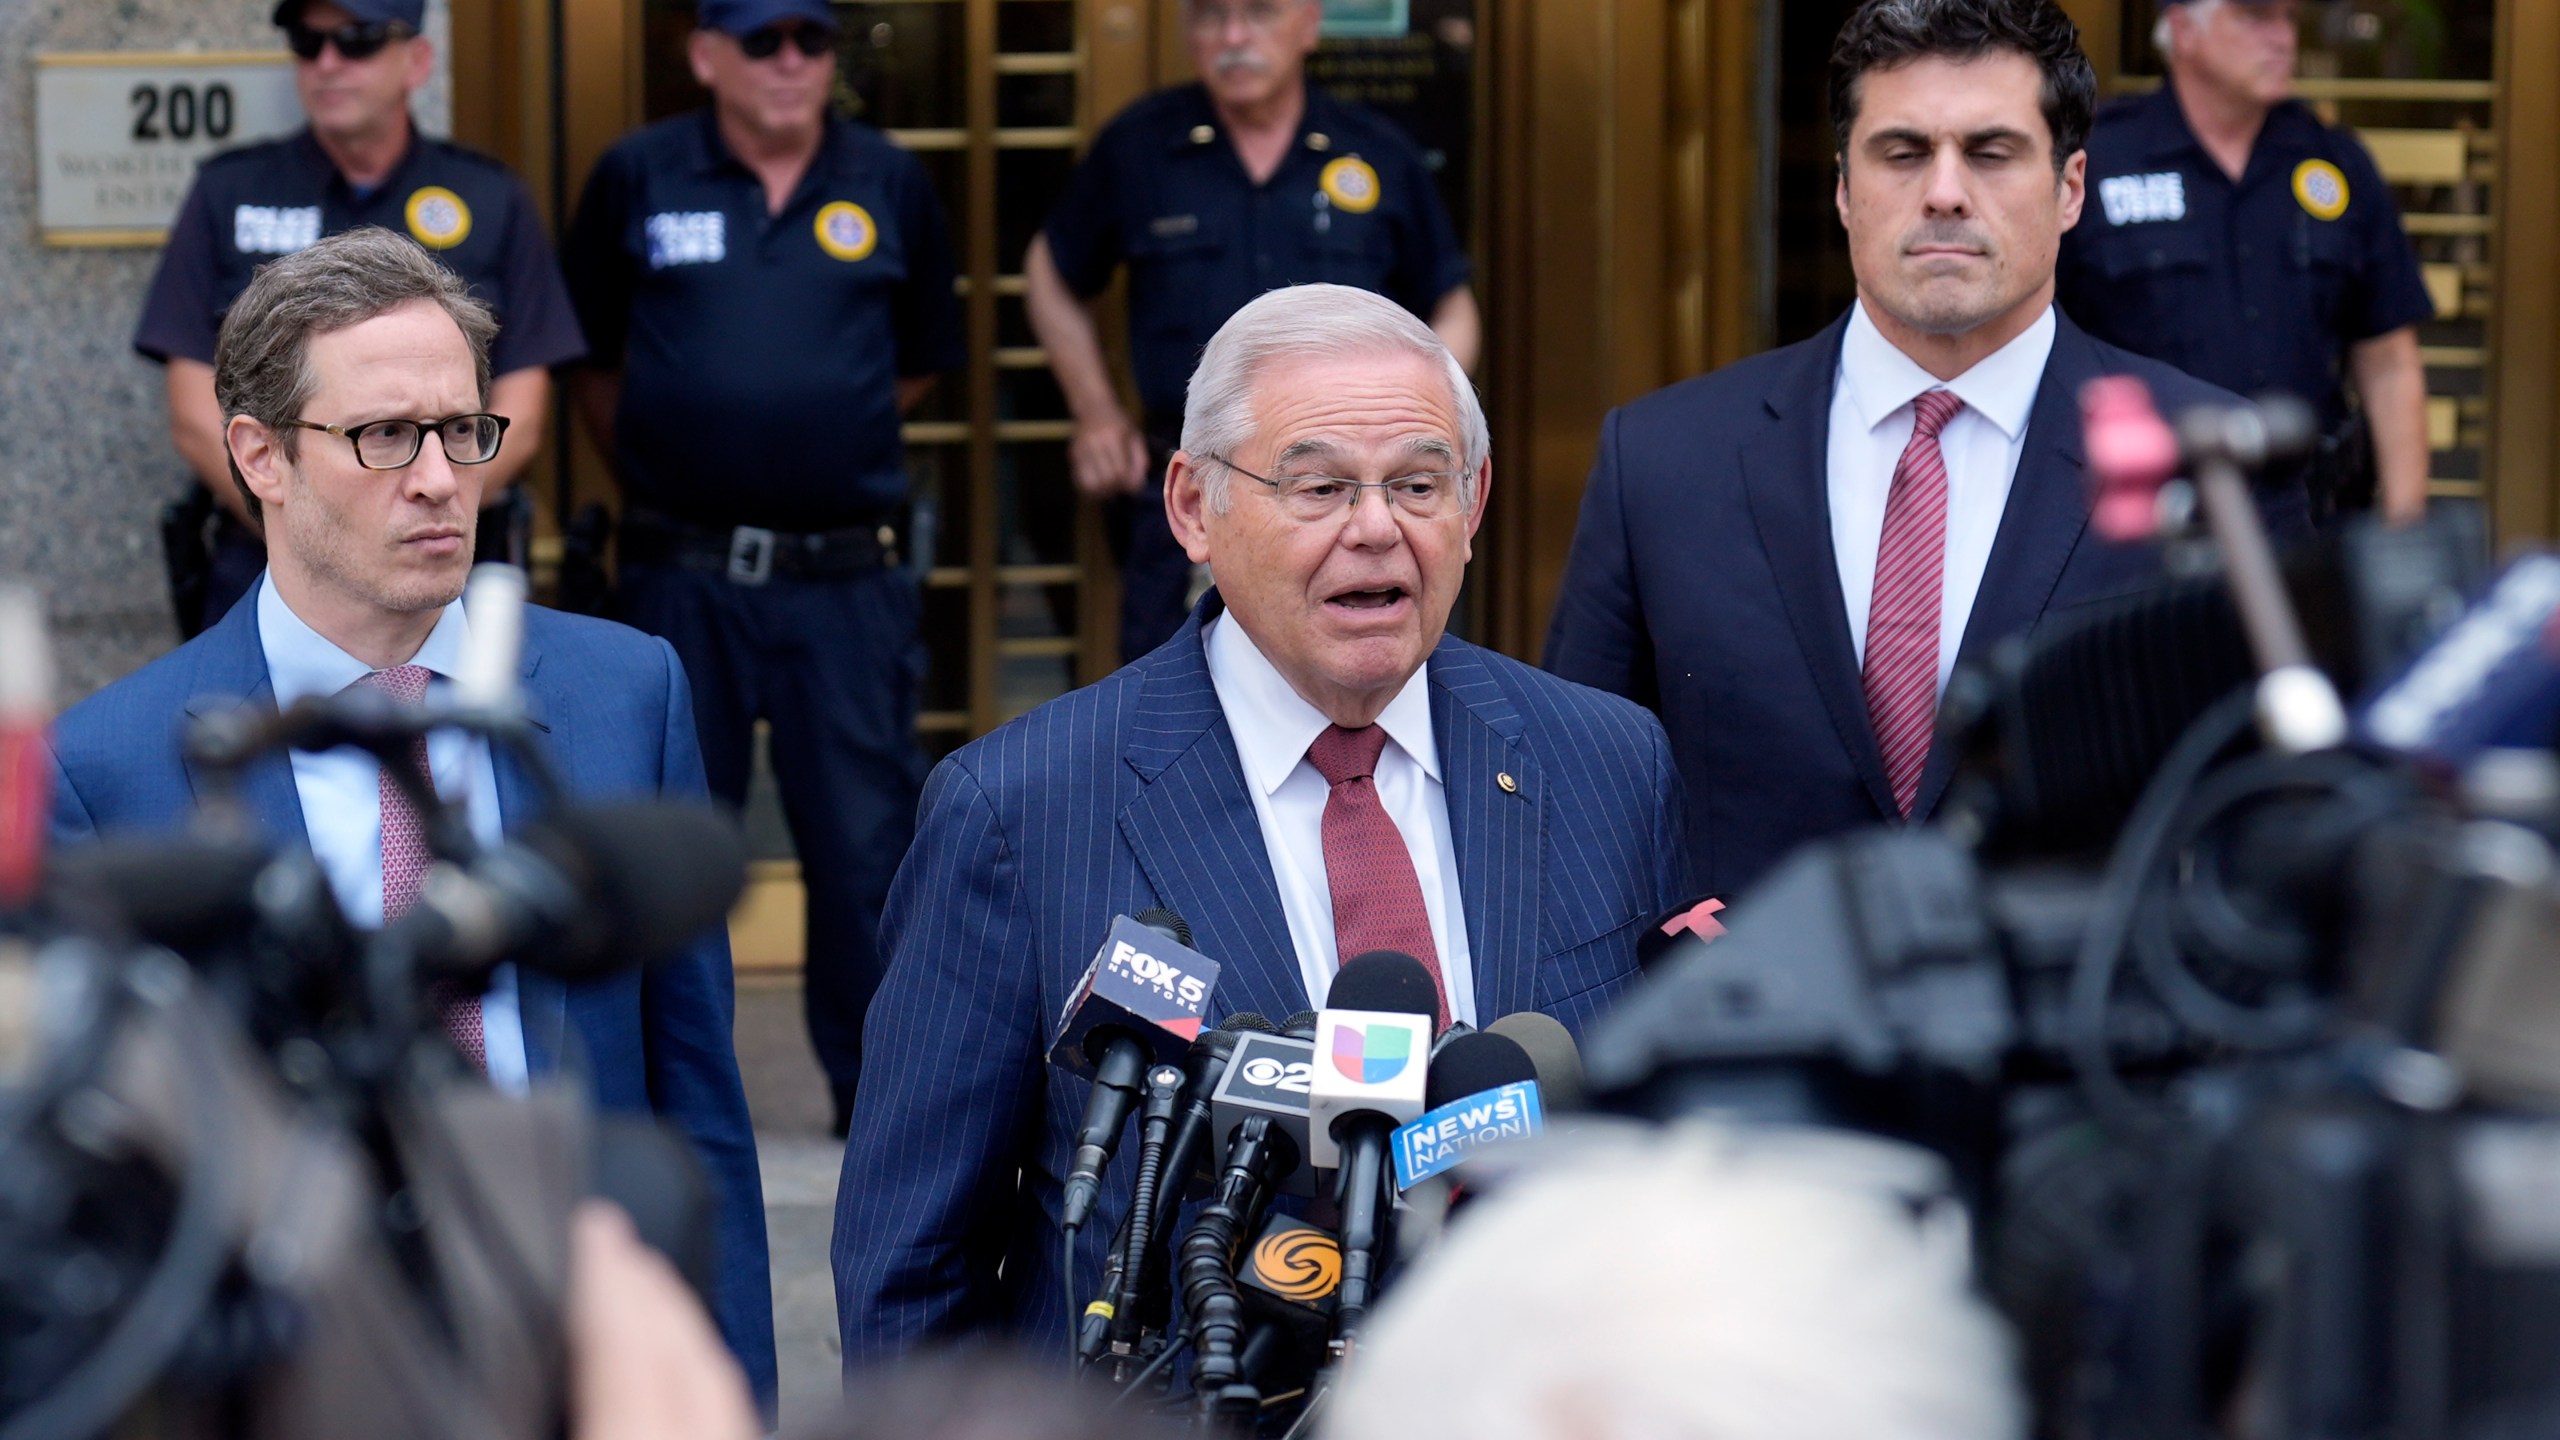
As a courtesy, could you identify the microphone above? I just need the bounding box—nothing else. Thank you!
[1208,1030,1318,1196]
[456,564,528,713]
[1309,951,1438,1343]
[1486,1011,1588,1114]
[1278,1009,1317,1037]
[0,584,52,908]
[1052,911,1221,1233]
[1390,1031,1542,1193]
[1235,1214,1343,1395]
[385,800,747,983]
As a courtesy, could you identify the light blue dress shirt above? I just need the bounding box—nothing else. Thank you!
[255,574,530,1090]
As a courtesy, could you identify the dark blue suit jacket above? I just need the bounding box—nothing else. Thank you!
[45,592,777,1402]
[1544,308,2306,899]
[831,599,1686,1363]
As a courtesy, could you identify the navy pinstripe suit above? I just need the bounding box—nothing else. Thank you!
[830,595,1687,1362]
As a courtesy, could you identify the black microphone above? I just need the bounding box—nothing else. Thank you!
[384,800,747,983]
[1234,1214,1343,1396]
[1310,950,1439,1343]
[1079,1011,1279,1362]
[1485,1011,1587,1113]
[1052,911,1221,1233]
[1278,1009,1317,1037]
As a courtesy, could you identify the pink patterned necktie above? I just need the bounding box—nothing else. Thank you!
[351,664,484,1070]
[1307,724,1448,1031]
[1862,389,1966,819]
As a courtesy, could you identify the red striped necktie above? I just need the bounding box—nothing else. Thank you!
[1861,388,1965,819]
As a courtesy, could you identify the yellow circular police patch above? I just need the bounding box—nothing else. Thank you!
[2292,159,2350,221]
[1319,156,1381,215]
[814,201,879,261]
[403,186,472,249]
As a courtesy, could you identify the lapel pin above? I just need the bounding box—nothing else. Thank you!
[1497,772,1518,794]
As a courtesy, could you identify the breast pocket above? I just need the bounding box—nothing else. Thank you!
[2083,225,2216,369]
[1126,216,1229,339]
[1303,208,1396,291]
[2293,215,2356,335]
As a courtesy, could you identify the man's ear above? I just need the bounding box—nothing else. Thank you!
[687,28,720,89]
[1461,457,1491,554]
[2057,147,2088,232]
[229,415,293,509]
[1163,451,1217,565]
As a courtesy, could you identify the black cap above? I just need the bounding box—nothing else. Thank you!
[696,0,839,35]
[273,0,426,29]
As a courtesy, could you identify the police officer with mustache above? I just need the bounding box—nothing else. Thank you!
[1025,0,1479,664]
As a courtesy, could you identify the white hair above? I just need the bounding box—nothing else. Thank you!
[1178,283,1488,513]
[2154,0,2220,59]
[1326,1122,2027,1440]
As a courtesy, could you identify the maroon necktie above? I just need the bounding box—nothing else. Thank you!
[1862,389,1966,819]
[1307,724,1447,1030]
[353,664,484,1070]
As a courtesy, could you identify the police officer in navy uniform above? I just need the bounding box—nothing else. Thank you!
[1026,0,1479,663]
[135,0,585,631]
[562,0,963,1136]
[2057,0,2434,522]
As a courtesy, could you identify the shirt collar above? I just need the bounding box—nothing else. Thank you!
[292,122,422,196]
[258,571,473,707]
[690,107,847,181]
[1204,612,1441,797]
[1837,299,2056,445]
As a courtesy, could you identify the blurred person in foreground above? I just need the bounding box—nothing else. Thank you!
[1328,1124,2026,1440]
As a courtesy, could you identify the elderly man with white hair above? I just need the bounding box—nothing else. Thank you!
[832,282,1689,1363]
[1330,1123,2028,1440]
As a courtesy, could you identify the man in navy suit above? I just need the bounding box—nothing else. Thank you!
[1545,0,2305,900]
[832,283,1686,1362]
[45,228,775,1403]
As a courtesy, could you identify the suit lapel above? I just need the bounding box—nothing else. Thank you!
[179,596,311,850]
[1739,315,1900,819]
[1910,316,2099,818]
[1116,609,1306,1025]
[493,622,570,1073]
[1428,640,1542,1024]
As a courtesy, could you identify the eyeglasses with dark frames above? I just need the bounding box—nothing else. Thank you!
[283,413,511,471]
[284,20,412,62]
[1206,453,1467,522]
[736,22,836,60]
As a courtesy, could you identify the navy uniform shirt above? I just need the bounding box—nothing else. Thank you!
[135,127,587,375]
[563,111,963,533]
[1042,83,1471,438]
[2057,82,2434,432]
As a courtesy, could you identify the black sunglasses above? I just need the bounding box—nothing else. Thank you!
[285,19,411,61]
[736,22,836,60]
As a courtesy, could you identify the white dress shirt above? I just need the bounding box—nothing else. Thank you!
[256,574,530,1091]
[1203,613,1478,1026]
[1828,300,2058,693]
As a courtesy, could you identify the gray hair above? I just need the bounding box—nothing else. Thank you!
[1178,283,1487,513]
[2153,0,2217,58]
[1329,1122,2027,1440]
[212,225,497,519]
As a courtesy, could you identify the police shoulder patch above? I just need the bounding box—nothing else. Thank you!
[2293,159,2350,221]
[1319,156,1381,215]
[815,200,879,261]
[404,186,473,249]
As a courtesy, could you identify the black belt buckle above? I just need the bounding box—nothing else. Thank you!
[727,525,777,585]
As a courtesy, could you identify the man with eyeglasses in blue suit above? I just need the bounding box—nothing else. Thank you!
[137,0,585,637]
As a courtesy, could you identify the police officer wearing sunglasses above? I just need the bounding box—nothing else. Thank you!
[135,0,585,639]
[562,0,964,1139]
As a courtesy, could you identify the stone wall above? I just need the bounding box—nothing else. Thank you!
[0,0,447,700]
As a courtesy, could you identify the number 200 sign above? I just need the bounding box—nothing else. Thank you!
[35,51,303,246]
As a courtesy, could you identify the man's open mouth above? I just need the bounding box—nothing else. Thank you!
[1327,586,1409,611]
